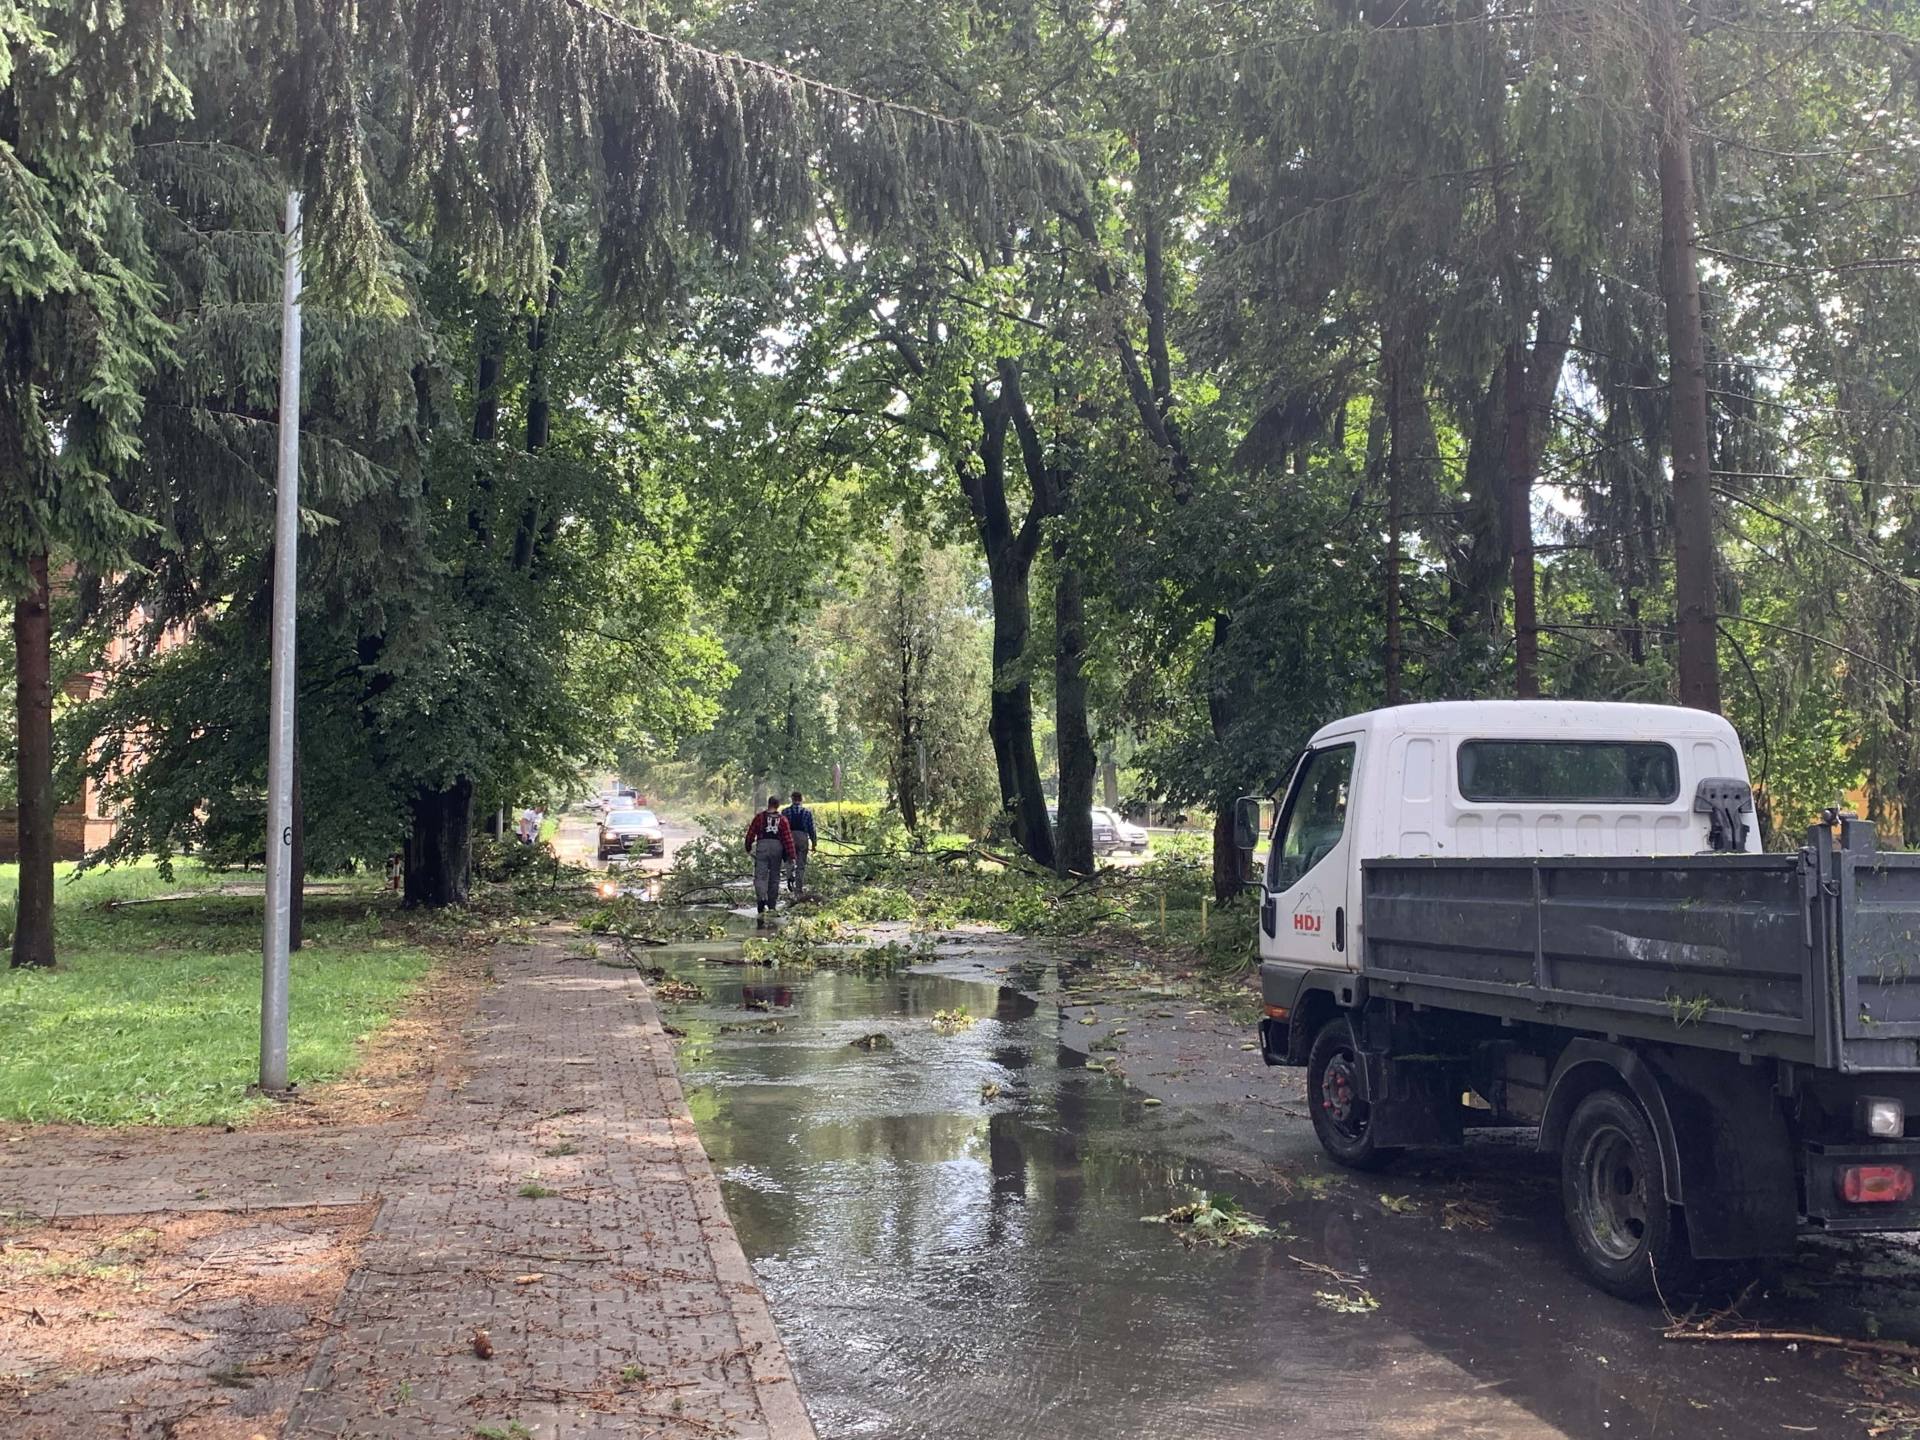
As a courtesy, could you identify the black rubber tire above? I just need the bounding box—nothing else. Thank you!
[1305,1019,1399,1171]
[1560,1088,1689,1301]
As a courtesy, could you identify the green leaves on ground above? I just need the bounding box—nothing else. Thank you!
[1143,1192,1275,1248]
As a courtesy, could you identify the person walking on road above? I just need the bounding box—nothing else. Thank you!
[745,795,795,920]
[783,791,817,896]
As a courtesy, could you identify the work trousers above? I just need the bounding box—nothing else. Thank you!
[753,838,787,910]
[787,834,812,894]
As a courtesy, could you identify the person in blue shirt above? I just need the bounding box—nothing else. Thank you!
[783,791,818,896]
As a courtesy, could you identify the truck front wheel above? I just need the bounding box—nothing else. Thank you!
[1561,1088,1688,1301]
[1306,1019,1399,1171]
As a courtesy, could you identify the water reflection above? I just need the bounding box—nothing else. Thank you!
[661,948,1856,1440]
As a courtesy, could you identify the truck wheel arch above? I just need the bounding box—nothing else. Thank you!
[1284,981,1350,1066]
[1538,1040,1685,1206]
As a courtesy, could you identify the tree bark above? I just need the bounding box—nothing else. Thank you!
[1053,555,1096,877]
[968,383,1055,867]
[1209,614,1248,902]
[1647,0,1721,713]
[1502,314,1574,700]
[1385,349,1406,707]
[467,316,505,543]
[1504,345,1540,698]
[514,240,568,573]
[10,549,54,969]
[403,778,474,908]
[896,621,920,834]
[985,568,1054,865]
[1212,803,1244,906]
[1452,371,1509,645]
[1101,753,1121,811]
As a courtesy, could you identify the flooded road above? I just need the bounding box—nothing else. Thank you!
[653,936,1880,1440]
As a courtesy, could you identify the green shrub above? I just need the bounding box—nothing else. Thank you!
[1148,831,1211,863]
[815,801,895,846]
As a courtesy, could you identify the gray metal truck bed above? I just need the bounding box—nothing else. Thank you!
[1362,822,1920,1073]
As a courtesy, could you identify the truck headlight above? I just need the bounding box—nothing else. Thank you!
[1858,1096,1906,1138]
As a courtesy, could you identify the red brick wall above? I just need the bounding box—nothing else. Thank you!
[0,805,113,863]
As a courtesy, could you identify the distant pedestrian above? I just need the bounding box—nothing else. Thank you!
[519,807,538,844]
[784,791,817,895]
[745,795,794,919]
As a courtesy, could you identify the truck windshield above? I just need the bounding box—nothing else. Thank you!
[1457,740,1679,804]
[1270,744,1355,890]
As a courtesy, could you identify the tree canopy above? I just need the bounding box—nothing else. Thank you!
[8,0,1920,952]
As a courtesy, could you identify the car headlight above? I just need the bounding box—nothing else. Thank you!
[1859,1096,1906,1138]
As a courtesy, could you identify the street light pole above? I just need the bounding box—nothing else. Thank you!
[261,190,303,1093]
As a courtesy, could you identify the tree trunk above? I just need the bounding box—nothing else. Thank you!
[467,316,505,543]
[1208,613,1247,903]
[1101,753,1121,811]
[1647,0,1721,713]
[514,241,568,573]
[1452,371,1510,645]
[403,779,474,908]
[1502,314,1574,700]
[1053,556,1096,877]
[986,561,1055,868]
[10,550,54,969]
[1385,356,1405,707]
[896,613,920,834]
[1211,805,1243,906]
[1505,344,1541,699]
[289,727,304,953]
[967,387,1055,869]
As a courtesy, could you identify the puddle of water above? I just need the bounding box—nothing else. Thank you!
[660,942,1866,1440]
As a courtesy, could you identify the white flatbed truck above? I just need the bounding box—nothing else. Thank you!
[1241,700,1920,1296]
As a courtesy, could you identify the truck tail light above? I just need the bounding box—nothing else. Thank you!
[1839,1164,1915,1204]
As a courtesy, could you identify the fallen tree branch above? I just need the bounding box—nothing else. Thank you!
[1664,1325,1920,1360]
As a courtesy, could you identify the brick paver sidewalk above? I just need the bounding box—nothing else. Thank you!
[3,934,816,1439]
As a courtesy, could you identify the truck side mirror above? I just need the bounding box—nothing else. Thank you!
[1232,796,1263,851]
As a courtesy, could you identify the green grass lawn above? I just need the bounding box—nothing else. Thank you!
[0,866,430,1127]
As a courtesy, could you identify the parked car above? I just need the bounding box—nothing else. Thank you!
[1047,806,1150,856]
[1093,806,1150,855]
[1244,699,1920,1298]
[599,807,665,861]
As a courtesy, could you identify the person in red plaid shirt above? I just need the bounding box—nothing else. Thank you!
[744,796,795,920]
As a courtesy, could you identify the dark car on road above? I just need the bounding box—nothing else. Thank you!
[599,807,665,861]
[1046,805,1151,856]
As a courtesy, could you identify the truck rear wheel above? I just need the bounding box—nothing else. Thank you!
[1561,1088,1688,1301]
[1306,1019,1399,1171]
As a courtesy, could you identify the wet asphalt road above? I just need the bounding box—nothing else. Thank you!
[644,927,1915,1440]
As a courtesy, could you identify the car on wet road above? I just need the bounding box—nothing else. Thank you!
[1048,805,1151,856]
[598,806,665,861]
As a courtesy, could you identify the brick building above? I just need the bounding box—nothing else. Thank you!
[0,591,173,863]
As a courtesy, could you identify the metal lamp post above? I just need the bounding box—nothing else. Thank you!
[261,191,303,1092]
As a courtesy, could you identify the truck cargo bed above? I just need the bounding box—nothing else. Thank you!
[1362,822,1920,1073]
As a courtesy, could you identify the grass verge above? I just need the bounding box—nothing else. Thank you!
[0,875,430,1127]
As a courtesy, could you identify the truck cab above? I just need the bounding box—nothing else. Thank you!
[1256,701,1758,985]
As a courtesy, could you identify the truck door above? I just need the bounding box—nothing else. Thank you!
[1261,738,1360,973]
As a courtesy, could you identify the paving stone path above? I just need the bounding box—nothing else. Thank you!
[1,934,816,1440]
